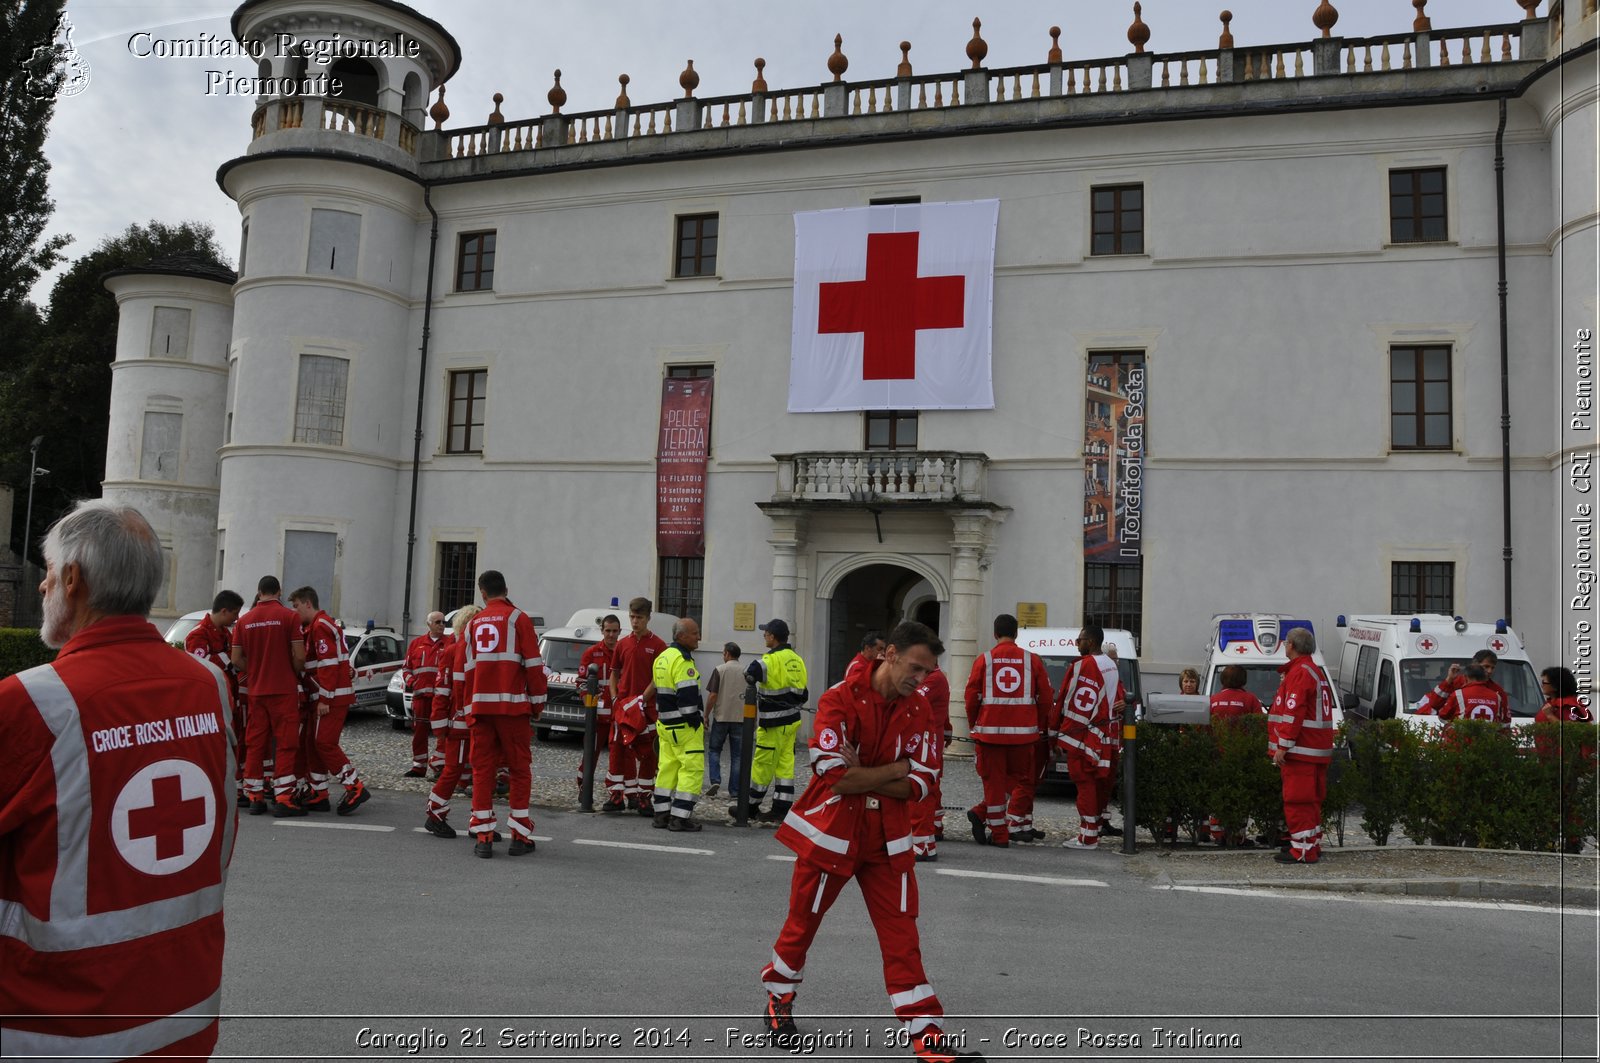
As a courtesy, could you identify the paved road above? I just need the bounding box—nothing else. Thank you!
[217,781,1597,1062]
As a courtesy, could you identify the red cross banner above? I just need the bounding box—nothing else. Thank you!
[789,200,998,411]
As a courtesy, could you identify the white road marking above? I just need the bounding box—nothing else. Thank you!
[767,854,798,862]
[572,838,714,856]
[1159,883,1597,915]
[935,869,1110,888]
[272,821,394,833]
[409,829,553,841]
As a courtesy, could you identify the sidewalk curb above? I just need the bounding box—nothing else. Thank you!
[1169,876,1599,908]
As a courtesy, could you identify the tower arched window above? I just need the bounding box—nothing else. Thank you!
[330,57,379,107]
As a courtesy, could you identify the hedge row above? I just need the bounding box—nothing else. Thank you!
[0,629,55,680]
[1122,716,1597,852]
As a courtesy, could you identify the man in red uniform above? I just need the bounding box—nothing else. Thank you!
[609,596,666,816]
[1437,663,1513,729]
[186,589,245,806]
[759,622,983,1062]
[842,630,886,685]
[579,613,620,798]
[401,611,448,777]
[911,664,950,860]
[1053,623,1126,850]
[1,500,235,1060]
[963,614,1053,848]
[463,570,547,858]
[290,586,371,815]
[1268,627,1336,864]
[422,605,476,837]
[231,575,306,816]
[1412,649,1508,717]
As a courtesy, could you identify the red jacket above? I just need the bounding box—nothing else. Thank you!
[433,636,468,731]
[964,641,1053,746]
[403,633,448,706]
[184,613,236,701]
[579,640,616,718]
[302,611,354,710]
[0,616,235,1059]
[843,652,875,686]
[1535,696,1593,724]
[235,598,302,696]
[614,630,667,721]
[917,667,952,747]
[775,664,940,876]
[463,598,547,718]
[1269,655,1336,763]
[1053,653,1125,768]
[1439,679,1512,727]
[1209,689,1264,722]
[1414,672,1508,717]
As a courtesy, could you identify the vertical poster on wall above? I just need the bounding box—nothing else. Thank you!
[656,377,713,557]
[1083,353,1145,564]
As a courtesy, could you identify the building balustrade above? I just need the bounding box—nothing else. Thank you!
[772,451,989,506]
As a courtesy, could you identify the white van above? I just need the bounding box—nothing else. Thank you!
[1200,614,1344,723]
[538,606,680,740]
[1017,626,1141,786]
[1332,614,1541,728]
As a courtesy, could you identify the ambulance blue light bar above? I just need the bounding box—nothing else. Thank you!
[1217,619,1254,649]
[1281,619,1315,642]
[1409,618,1422,632]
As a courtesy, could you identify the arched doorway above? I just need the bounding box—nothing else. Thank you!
[826,563,942,684]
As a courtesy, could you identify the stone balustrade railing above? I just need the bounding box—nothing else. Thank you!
[772,452,989,505]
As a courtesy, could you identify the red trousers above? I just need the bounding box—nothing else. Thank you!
[426,727,470,821]
[971,742,1034,844]
[911,777,942,856]
[762,815,944,1038]
[1006,740,1046,835]
[244,692,299,799]
[1067,747,1118,844]
[469,714,533,841]
[1280,758,1328,862]
[410,694,433,771]
[307,701,358,793]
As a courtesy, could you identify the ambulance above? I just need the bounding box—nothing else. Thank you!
[1331,614,1542,728]
[1017,626,1141,787]
[538,605,680,741]
[1200,614,1344,724]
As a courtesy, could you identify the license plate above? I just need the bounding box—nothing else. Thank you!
[356,690,383,705]
[550,724,570,732]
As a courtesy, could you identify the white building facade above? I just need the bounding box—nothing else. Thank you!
[106,0,1598,700]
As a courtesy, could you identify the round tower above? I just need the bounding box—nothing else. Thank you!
[215,0,459,620]
[102,256,238,621]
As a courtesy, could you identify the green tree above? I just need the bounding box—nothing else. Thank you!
[0,0,71,310]
[2,221,229,561]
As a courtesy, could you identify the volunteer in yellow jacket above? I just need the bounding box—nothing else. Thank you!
[744,619,809,823]
[652,617,707,832]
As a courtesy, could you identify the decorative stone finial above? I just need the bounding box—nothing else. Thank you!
[616,73,631,108]
[1128,2,1150,54]
[752,57,768,93]
[897,42,913,78]
[1219,10,1234,49]
[967,17,988,69]
[429,84,449,129]
[1313,1,1339,37]
[827,34,848,82]
[488,92,504,125]
[1516,0,1539,19]
[1048,26,1063,64]
[1412,0,1431,31]
[547,69,566,114]
[679,59,699,98]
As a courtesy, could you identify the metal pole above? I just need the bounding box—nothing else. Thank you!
[579,668,599,812]
[1120,695,1137,855]
[734,679,758,826]
[21,435,42,567]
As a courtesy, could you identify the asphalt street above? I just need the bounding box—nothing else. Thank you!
[217,771,1599,1063]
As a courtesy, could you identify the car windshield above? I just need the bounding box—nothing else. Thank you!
[1399,657,1542,718]
[541,638,588,674]
[163,616,203,648]
[1038,655,1141,703]
[1208,663,1283,706]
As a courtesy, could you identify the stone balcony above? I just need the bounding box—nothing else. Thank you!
[769,451,990,507]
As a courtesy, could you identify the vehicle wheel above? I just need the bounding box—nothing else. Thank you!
[390,717,409,732]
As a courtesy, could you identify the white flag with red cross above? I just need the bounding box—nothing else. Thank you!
[789,199,998,412]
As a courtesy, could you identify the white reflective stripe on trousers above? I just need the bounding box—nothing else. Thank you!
[2,987,221,1058]
[0,664,232,953]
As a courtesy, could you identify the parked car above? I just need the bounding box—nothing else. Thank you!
[538,607,677,741]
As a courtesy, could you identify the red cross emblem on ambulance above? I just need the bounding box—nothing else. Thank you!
[1416,636,1438,654]
[1487,636,1507,653]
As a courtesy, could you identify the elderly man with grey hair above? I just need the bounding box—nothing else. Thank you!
[0,500,235,1058]
[1267,624,1336,864]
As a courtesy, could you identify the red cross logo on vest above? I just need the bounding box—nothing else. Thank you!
[993,664,1023,696]
[111,759,217,875]
[818,232,964,380]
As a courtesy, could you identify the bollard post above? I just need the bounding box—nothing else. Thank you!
[735,680,758,826]
[578,667,599,812]
[1120,696,1137,855]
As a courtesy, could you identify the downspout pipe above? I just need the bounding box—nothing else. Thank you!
[401,185,440,642]
[1495,98,1512,625]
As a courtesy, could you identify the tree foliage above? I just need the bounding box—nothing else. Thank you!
[0,0,71,309]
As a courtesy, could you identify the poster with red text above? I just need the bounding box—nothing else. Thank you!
[657,377,713,557]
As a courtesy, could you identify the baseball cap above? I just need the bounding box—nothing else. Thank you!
[759,619,789,641]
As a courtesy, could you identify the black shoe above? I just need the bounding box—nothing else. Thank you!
[248,798,270,816]
[236,792,252,809]
[300,794,331,812]
[1099,821,1123,837]
[272,800,308,818]
[668,816,703,832]
[508,838,535,856]
[705,782,719,798]
[1273,851,1317,865]
[336,781,370,816]
[912,1029,986,1061]
[474,838,494,858]
[600,797,627,814]
[1028,828,1048,842]
[652,812,671,829]
[763,991,799,1039]
[966,809,987,845]
[636,799,654,817]
[422,814,456,839]
[915,852,937,863]
[402,767,426,778]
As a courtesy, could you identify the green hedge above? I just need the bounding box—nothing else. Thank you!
[0,629,55,679]
[1123,718,1596,852]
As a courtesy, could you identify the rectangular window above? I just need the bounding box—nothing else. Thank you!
[1091,184,1144,256]
[1390,167,1447,243]
[657,556,704,621]
[455,230,496,291]
[674,213,718,278]
[239,219,249,278]
[436,541,478,613]
[1391,561,1454,614]
[307,208,360,278]
[1390,345,1452,450]
[446,369,487,453]
[864,410,919,450]
[1084,560,1143,641]
[140,411,182,481]
[870,195,922,205]
[149,307,192,360]
[293,354,349,445]
[216,529,226,582]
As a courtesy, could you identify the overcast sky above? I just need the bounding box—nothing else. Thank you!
[35,0,1527,304]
